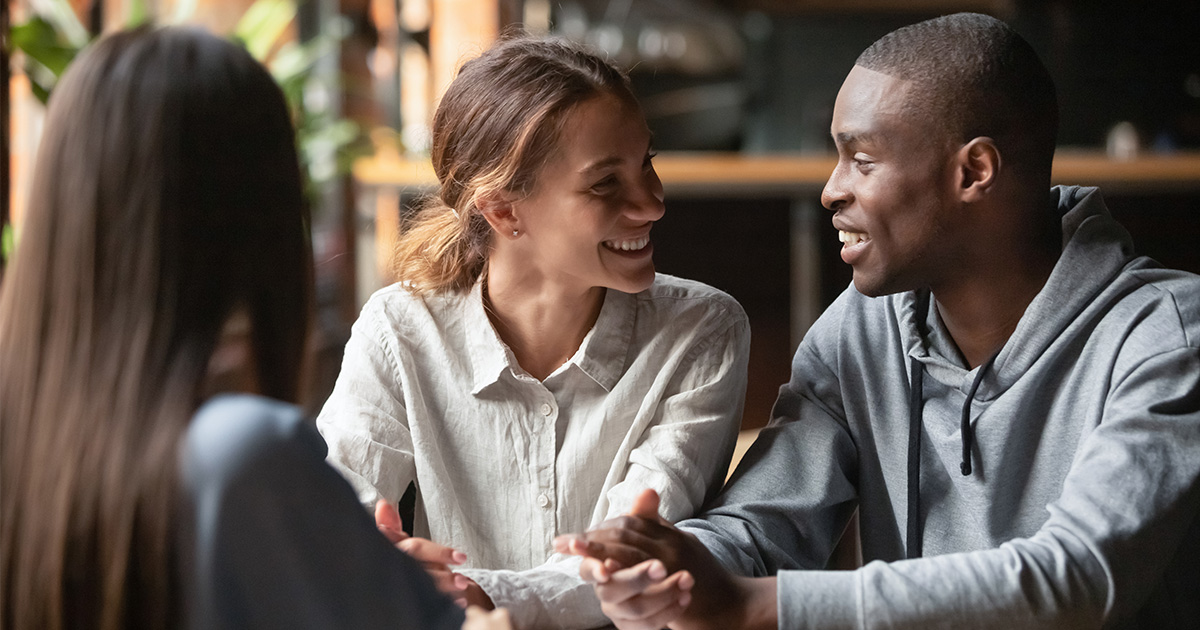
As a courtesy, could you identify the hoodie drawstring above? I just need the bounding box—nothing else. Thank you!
[906,349,1001,559]
[960,351,1001,476]
[906,355,926,559]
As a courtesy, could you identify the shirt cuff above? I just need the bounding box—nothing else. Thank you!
[778,569,859,628]
[460,562,609,630]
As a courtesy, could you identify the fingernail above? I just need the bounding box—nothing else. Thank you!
[680,592,691,608]
[680,571,694,590]
[451,550,467,564]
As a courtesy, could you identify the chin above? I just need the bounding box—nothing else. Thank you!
[851,272,891,298]
[611,268,657,295]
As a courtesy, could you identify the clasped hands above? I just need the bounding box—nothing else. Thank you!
[553,489,767,630]
[375,500,511,629]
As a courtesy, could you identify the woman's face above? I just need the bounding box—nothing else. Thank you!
[507,93,665,296]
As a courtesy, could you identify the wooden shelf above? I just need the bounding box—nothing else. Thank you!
[354,150,1200,197]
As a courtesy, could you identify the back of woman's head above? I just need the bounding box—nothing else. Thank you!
[0,26,308,629]
[392,35,638,293]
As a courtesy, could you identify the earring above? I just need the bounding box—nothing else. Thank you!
[512,229,519,236]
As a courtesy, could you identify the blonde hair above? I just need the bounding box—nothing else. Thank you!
[392,35,638,293]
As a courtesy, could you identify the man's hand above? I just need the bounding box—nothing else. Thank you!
[462,606,512,630]
[555,489,770,630]
[376,499,494,609]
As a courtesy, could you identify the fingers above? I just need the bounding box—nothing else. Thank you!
[628,488,661,522]
[425,567,469,595]
[375,499,407,544]
[597,562,693,630]
[580,557,611,583]
[398,536,468,566]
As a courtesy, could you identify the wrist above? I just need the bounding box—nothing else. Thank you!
[464,579,495,610]
[735,576,777,630]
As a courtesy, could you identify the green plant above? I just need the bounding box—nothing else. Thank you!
[9,0,366,211]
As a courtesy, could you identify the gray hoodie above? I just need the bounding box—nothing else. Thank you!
[681,186,1200,629]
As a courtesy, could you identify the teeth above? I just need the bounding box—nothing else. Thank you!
[604,236,650,252]
[838,230,869,246]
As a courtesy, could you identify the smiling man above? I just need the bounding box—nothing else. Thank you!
[557,12,1200,630]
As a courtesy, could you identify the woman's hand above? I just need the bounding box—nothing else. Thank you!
[375,499,491,607]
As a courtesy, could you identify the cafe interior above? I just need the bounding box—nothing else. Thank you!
[6,0,1200,441]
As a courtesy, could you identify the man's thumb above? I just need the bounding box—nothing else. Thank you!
[629,488,661,521]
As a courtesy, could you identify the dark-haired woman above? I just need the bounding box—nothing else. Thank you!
[0,26,507,630]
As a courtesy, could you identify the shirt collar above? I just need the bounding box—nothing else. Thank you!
[465,279,518,395]
[465,281,636,395]
[570,288,635,392]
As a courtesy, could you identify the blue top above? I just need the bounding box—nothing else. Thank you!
[181,394,465,630]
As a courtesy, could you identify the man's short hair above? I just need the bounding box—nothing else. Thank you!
[856,13,1058,179]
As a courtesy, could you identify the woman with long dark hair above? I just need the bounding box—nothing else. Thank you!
[0,26,506,630]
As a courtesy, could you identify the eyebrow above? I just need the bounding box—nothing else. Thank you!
[579,156,623,174]
[834,131,877,147]
[578,136,656,175]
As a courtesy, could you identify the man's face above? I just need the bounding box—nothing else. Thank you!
[822,65,963,297]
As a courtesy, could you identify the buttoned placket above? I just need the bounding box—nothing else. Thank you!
[516,374,560,564]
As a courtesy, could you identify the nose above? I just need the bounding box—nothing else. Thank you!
[629,167,666,222]
[821,162,851,211]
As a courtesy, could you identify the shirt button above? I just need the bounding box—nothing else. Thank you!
[537,493,551,508]
[540,403,553,416]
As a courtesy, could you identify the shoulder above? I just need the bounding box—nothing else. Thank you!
[1116,261,1200,349]
[352,283,477,354]
[181,394,320,495]
[636,273,748,329]
[358,282,453,326]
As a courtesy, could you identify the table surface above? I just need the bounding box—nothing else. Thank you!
[354,150,1200,197]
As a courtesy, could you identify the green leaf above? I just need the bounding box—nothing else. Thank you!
[10,18,80,77]
[125,0,151,28]
[2,221,15,263]
[27,0,89,48]
[234,0,297,60]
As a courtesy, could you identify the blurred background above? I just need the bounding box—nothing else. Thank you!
[5,0,1200,429]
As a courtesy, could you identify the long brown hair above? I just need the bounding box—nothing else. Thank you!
[0,27,310,629]
[391,34,639,293]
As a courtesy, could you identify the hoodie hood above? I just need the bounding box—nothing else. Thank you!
[898,185,1138,398]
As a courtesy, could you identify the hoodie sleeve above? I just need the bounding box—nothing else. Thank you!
[678,290,859,577]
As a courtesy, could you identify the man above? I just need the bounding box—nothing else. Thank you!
[556,12,1200,629]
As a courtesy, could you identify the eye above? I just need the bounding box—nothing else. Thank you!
[851,153,875,173]
[643,150,658,170]
[590,175,619,194]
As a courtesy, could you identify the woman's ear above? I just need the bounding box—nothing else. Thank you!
[957,137,1000,203]
[475,191,520,239]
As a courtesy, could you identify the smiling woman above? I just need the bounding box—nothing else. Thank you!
[315,34,751,629]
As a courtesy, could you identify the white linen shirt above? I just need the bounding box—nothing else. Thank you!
[316,273,749,629]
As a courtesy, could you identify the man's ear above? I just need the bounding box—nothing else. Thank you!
[475,190,519,238]
[956,137,1000,203]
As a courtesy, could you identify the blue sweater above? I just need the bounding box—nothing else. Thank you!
[181,394,464,629]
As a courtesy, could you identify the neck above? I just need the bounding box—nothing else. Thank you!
[483,261,605,381]
[933,207,1060,368]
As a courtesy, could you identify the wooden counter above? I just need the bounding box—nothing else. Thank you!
[354,150,1200,196]
[352,150,1200,340]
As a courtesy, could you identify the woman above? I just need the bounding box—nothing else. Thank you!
[0,26,505,630]
[317,35,751,628]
